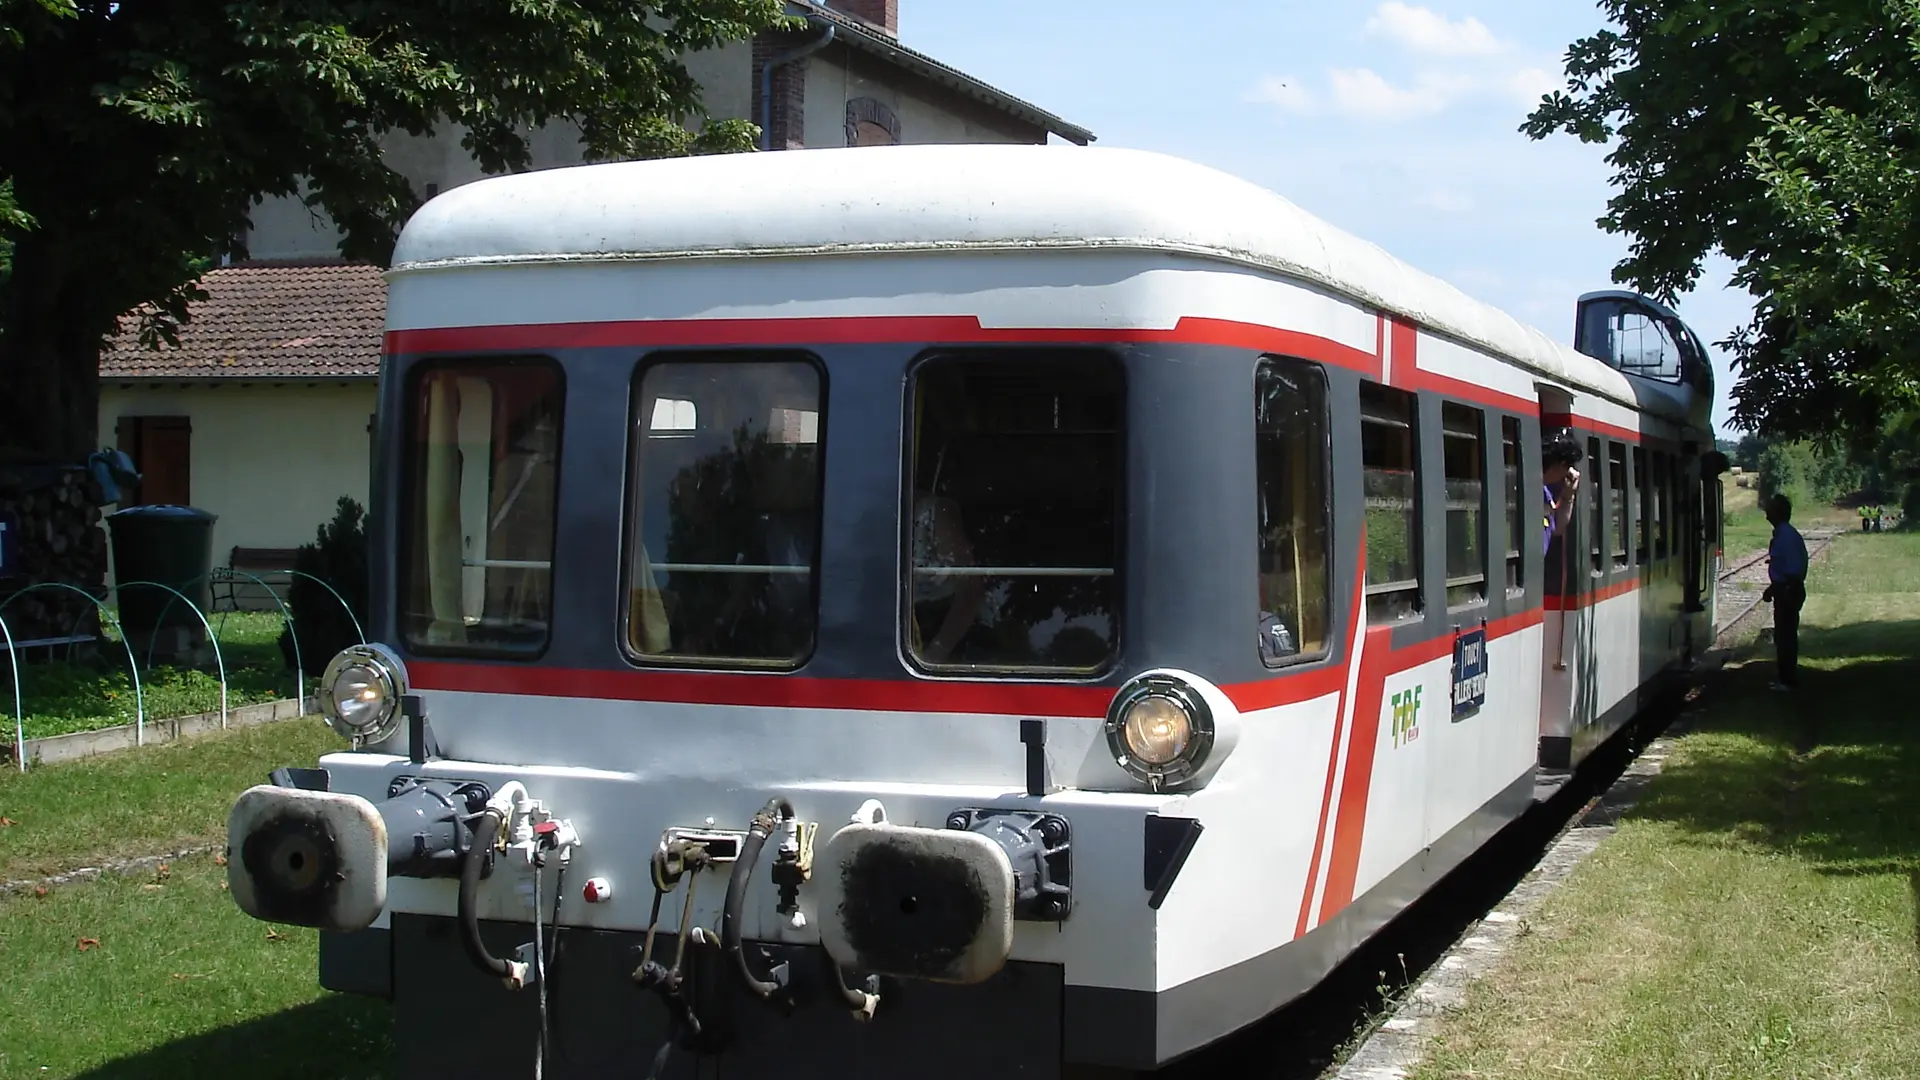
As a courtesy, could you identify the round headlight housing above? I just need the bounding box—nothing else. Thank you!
[1104,675,1214,791]
[318,643,409,747]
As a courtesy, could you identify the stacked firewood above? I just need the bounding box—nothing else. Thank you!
[0,466,108,645]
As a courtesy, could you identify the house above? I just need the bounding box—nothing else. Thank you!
[98,0,1091,598]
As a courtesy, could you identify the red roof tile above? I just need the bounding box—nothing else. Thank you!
[100,260,386,380]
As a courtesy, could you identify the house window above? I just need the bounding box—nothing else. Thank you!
[1254,357,1332,665]
[401,360,563,656]
[1501,417,1524,593]
[115,415,192,507]
[845,97,902,147]
[905,351,1123,674]
[1441,403,1487,609]
[624,355,826,667]
[1361,383,1421,624]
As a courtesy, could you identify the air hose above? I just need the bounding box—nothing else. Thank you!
[720,797,795,1003]
[458,808,528,987]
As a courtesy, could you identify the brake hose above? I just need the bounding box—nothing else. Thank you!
[720,797,795,1003]
[458,809,527,986]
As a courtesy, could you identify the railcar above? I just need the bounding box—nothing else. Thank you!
[225,144,1724,1078]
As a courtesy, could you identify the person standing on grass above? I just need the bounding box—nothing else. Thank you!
[1762,493,1809,690]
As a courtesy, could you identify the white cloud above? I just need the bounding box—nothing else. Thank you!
[1328,68,1449,121]
[1507,67,1560,106]
[1417,190,1475,215]
[1364,2,1504,57]
[1244,73,1314,114]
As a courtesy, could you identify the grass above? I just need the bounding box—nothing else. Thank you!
[0,716,389,1079]
[0,717,342,882]
[1410,531,1920,1080]
[0,853,391,1079]
[7,611,301,742]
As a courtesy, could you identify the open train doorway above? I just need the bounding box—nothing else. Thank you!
[1537,384,1582,771]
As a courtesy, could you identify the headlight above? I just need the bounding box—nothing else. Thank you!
[1104,674,1214,791]
[318,643,409,747]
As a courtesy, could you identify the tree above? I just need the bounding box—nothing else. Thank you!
[0,0,794,464]
[1522,0,1920,448]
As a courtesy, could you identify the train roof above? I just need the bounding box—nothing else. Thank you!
[389,144,1643,408]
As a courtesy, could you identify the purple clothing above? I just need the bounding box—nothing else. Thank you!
[1542,484,1558,555]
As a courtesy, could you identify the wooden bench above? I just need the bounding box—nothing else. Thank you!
[220,547,302,611]
[3,633,99,661]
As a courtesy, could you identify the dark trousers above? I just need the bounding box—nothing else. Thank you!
[1772,579,1807,686]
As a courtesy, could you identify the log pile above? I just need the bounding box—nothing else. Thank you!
[0,465,108,647]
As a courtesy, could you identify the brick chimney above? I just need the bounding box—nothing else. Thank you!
[829,0,897,36]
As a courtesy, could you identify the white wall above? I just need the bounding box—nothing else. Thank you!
[98,382,378,583]
[246,42,752,261]
[803,54,1041,148]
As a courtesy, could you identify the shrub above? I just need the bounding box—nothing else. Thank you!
[278,496,369,678]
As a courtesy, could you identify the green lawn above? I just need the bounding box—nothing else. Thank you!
[0,716,342,882]
[0,715,390,1079]
[8,611,301,742]
[1411,531,1920,1080]
[0,854,391,1079]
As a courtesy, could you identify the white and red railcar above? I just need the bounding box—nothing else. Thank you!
[226,144,1723,1078]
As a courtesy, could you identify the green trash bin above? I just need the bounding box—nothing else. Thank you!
[108,505,219,646]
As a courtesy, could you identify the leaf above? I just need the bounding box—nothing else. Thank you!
[141,884,163,892]
[155,863,170,880]
[32,885,48,898]
[0,817,15,827]
[77,937,99,951]
[265,929,284,942]
[213,853,227,867]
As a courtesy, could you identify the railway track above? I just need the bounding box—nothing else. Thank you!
[1161,530,1846,1080]
[1712,528,1840,638]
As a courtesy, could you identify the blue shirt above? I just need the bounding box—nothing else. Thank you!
[1769,521,1808,582]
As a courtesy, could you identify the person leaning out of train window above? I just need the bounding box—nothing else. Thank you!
[1540,431,1584,554]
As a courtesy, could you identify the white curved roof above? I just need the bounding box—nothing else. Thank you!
[389,144,1639,406]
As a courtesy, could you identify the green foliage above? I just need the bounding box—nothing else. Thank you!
[1755,440,1863,512]
[281,496,368,678]
[1523,0,1920,446]
[0,0,794,459]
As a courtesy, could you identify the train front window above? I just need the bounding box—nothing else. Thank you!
[402,360,563,656]
[1255,357,1332,665]
[1361,383,1422,624]
[623,355,825,668]
[1441,403,1487,609]
[905,352,1122,675]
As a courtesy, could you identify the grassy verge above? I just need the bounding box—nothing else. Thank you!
[9,611,300,742]
[0,852,391,1079]
[1411,532,1920,1080]
[0,717,339,882]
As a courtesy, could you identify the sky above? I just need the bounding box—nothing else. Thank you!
[896,0,1751,437]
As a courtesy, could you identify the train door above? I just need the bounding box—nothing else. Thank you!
[1536,386,1581,770]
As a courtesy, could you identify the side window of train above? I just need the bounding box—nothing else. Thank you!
[1587,436,1604,576]
[622,353,826,668]
[1608,442,1629,571]
[904,350,1123,675]
[1441,403,1488,609]
[1360,382,1422,624]
[402,358,564,657]
[1634,446,1650,566]
[1654,452,1670,561]
[1254,357,1333,666]
[1501,417,1524,595]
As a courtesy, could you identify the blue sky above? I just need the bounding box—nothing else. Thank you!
[897,0,1750,436]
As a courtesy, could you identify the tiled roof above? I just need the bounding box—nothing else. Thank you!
[101,260,385,380]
